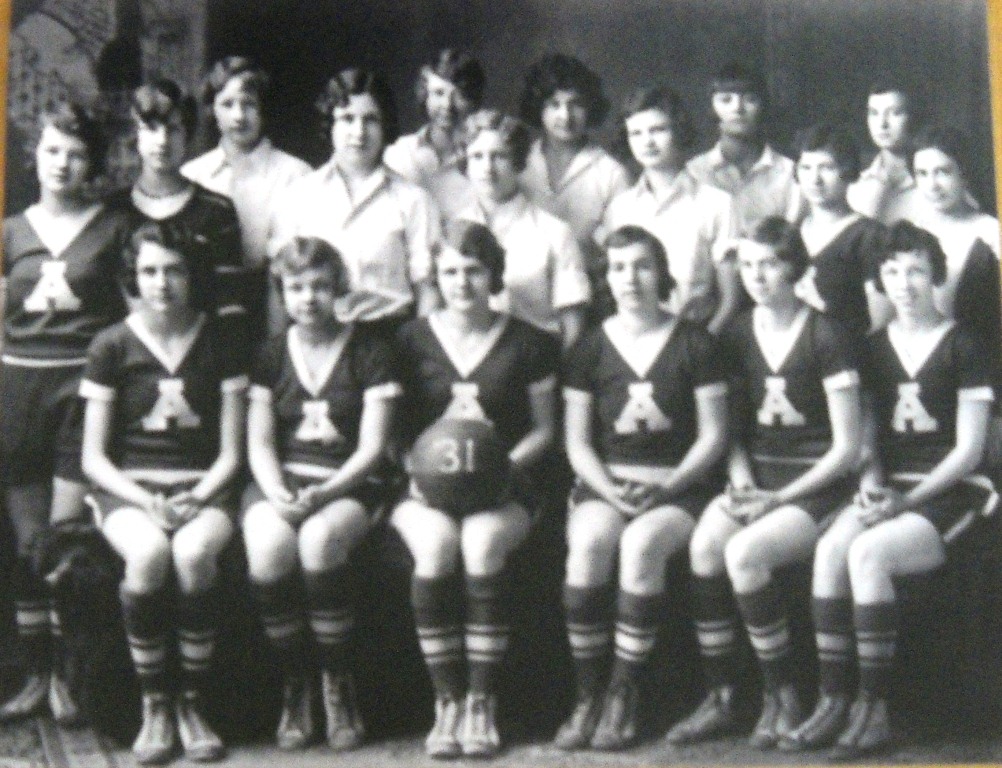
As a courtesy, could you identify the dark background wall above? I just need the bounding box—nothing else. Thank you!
[4,0,996,214]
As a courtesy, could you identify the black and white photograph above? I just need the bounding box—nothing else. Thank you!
[0,1,1001,766]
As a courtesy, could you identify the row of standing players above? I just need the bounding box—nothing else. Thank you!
[0,50,1000,764]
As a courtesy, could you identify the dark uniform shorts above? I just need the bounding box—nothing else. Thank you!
[241,467,386,522]
[888,471,999,544]
[568,464,715,518]
[753,455,857,521]
[0,360,86,484]
[87,476,237,528]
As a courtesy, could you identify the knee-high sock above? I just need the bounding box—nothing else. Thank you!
[691,575,738,689]
[412,574,465,699]
[177,587,220,693]
[609,590,664,688]
[303,566,356,676]
[120,585,170,694]
[465,573,510,696]
[735,581,793,690]
[251,573,308,678]
[854,602,897,699]
[562,584,613,698]
[13,557,50,675]
[813,597,854,696]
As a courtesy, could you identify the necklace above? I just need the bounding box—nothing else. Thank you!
[135,181,188,200]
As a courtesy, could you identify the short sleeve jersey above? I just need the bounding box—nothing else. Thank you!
[3,206,130,361]
[395,314,558,452]
[249,325,401,470]
[723,307,859,461]
[79,314,248,471]
[563,318,727,467]
[866,321,994,473]
[109,184,244,316]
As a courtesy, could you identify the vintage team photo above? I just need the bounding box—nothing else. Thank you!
[0,0,1000,766]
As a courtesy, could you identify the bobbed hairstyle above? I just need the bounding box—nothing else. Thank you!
[434,219,507,295]
[866,75,913,108]
[37,100,108,179]
[742,216,810,283]
[457,109,532,173]
[201,56,270,106]
[130,79,198,139]
[122,221,216,311]
[271,236,351,296]
[910,124,973,185]
[315,67,399,147]
[603,225,676,301]
[872,220,947,293]
[618,85,697,156]
[416,49,486,111]
[793,123,862,182]
[518,54,611,130]
[710,62,769,105]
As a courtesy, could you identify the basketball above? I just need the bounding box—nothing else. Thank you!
[408,417,510,516]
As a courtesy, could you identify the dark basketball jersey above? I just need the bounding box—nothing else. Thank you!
[563,318,726,467]
[803,216,883,340]
[724,307,859,461]
[79,314,248,471]
[866,321,993,473]
[3,207,130,361]
[109,184,244,316]
[250,325,401,470]
[396,314,558,452]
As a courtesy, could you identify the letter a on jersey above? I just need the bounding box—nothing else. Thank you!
[758,376,806,427]
[296,400,342,444]
[23,260,82,312]
[892,382,937,433]
[443,382,487,420]
[614,382,671,434]
[142,379,201,431]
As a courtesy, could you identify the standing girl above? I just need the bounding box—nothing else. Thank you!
[556,225,728,751]
[242,237,399,752]
[0,101,130,724]
[80,223,246,764]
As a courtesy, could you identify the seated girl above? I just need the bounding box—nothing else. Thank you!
[666,218,862,749]
[556,225,728,751]
[80,222,247,764]
[242,236,400,752]
[780,221,997,759]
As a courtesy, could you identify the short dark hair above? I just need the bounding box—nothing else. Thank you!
[867,75,912,107]
[910,124,972,185]
[271,237,351,295]
[315,67,399,147]
[603,225,676,301]
[122,221,216,311]
[458,109,532,174]
[37,100,107,179]
[416,49,485,112]
[743,216,810,283]
[872,220,947,293]
[518,54,610,129]
[131,79,198,139]
[710,63,768,105]
[618,85,697,156]
[201,56,270,106]
[435,219,506,295]
[794,123,861,182]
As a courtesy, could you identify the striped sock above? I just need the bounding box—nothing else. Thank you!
[412,575,465,699]
[304,567,356,675]
[735,582,792,690]
[813,597,854,696]
[465,573,510,695]
[13,557,50,674]
[251,573,308,677]
[562,584,613,697]
[120,586,170,694]
[854,602,897,698]
[609,590,663,687]
[177,588,219,693]
[692,575,738,689]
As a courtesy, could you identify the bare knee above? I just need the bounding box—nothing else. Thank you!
[299,505,368,571]
[243,510,298,583]
[123,535,172,592]
[461,510,527,576]
[172,531,222,592]
[847,532,886,585]
[813,524,855,596]
[565,506,621,587]
[619,522,681,594]
[394,511,460,578]
[689,517,729,578]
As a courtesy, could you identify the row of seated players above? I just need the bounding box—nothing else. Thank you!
[4,210,997,765]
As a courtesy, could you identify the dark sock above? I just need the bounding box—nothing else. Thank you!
[303,566,357,675]
[251,573,308,678]
[176,587,219,693]
[562,584,613,698]
[120,585,170,694]
[609,590,663,688]
[854,601,897,699]
[735,581,793,690]
[465,573,509,695]
[692,575,738,690]
[412,574,465,699]
[813,596,854,697]
[13,557,50,675]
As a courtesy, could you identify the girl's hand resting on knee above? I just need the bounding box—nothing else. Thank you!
[724,484,777,524]
[166,490,204,527]
[603,480,645,518]
[265,485,312,526]
[853,483,904,527]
